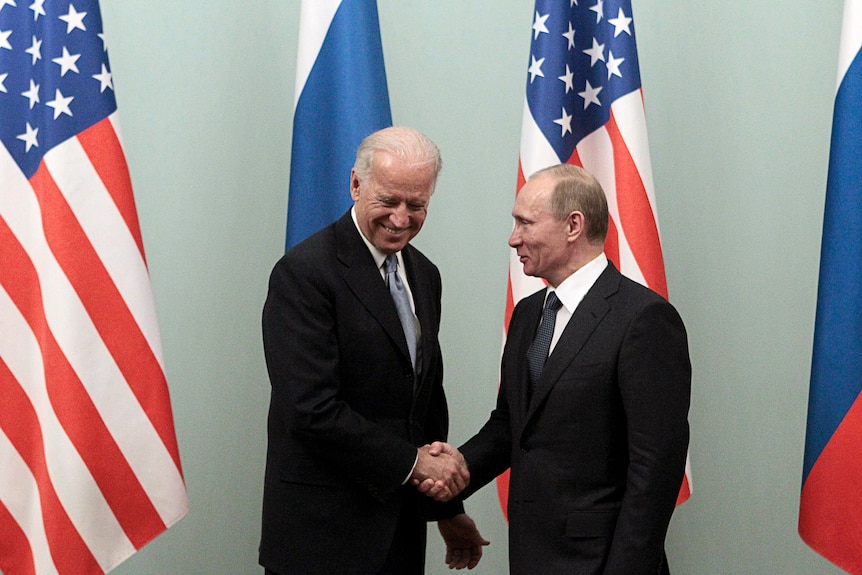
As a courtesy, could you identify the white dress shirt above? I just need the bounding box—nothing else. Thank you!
[544,253,608,355]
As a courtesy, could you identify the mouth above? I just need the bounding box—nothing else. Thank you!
[383,225,407,235]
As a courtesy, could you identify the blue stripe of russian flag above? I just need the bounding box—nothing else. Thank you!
[285,0,392,251]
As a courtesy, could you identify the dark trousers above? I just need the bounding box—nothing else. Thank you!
[265,493,426,575]
[380,493,425,575]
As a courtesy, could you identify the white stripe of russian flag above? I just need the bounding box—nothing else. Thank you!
[837,0,862,87]
[293,0,342,107]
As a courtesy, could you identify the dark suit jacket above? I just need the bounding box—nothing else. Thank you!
[461,262,691,575]
[259,210,460,575]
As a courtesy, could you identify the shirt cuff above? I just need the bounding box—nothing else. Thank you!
[402,451,419,485]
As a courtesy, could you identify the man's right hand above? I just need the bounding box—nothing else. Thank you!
[410,442,469,501]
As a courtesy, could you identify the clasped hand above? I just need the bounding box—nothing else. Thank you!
[410,441,468,501]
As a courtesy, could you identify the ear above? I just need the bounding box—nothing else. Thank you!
[349,169,361,201]
[567,211,585,243]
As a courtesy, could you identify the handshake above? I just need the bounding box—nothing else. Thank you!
[410,441,468,502]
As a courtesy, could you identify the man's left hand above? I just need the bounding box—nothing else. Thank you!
[437,513,490,570]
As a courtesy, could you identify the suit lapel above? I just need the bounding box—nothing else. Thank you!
[525,264,621,422]
[509,290,546,429]
[334,213,413,366]
[402,247,430,374]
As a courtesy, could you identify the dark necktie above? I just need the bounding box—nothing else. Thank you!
[384,254,417,368]
[527,291,562,386]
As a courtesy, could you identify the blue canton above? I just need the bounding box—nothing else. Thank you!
[526,0,642,161]
[0,0,116,178]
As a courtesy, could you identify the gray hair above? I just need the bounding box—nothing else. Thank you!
[353,126,442,185]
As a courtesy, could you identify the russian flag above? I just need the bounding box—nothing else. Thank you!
[799,1,862,572]
[285,0,392,250]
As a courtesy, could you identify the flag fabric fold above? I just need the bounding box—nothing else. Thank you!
[497,0,692,517]
[285,0,392,250]
[0,1,188,573]
[800,1,862,572]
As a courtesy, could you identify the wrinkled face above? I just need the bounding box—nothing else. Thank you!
[508,174,571,286]
[351,151,435,254]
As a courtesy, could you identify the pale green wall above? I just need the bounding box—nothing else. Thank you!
[99,1,845,573]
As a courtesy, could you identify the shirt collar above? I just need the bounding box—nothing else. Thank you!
[547,253,608,313]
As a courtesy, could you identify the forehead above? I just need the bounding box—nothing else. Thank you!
[367,152,435,198]
[514,175,554,215]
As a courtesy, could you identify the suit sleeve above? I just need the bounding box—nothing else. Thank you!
[262,255,418,503]
[604,297,691,574]
[458,301,532,498]
[458,381,514,499]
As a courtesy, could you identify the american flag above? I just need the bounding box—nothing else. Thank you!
[0,1,188,573]
[496,0,692,517]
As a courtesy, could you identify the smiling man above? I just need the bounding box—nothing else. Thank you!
[422,163,691,575]
[259,126,487,575]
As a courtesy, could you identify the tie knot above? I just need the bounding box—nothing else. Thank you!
[545,291,562,312]
[384,254,398,274]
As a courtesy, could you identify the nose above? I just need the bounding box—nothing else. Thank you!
[508,226,521,248]
[390,204,409,228]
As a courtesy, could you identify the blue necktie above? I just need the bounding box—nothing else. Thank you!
[384,254,417,368]
[527,291,562,386]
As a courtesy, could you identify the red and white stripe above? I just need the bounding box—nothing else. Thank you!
[0,114,188,575]
[497,89,692,517]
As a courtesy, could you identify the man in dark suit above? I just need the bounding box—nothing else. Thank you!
[259,126,487,575]
[423,163,690,574]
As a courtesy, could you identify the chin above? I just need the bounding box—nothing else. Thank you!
[381,240,408,253]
